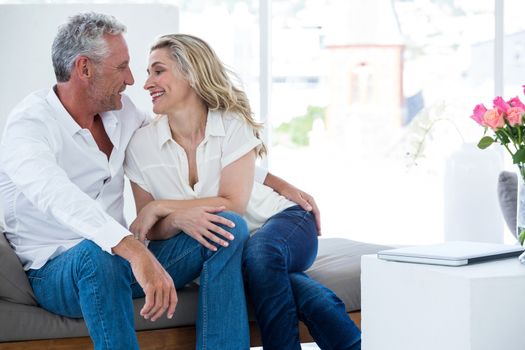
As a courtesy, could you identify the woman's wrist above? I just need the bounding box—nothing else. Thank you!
[151,201,173,218]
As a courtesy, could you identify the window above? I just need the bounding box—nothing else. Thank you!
[0,0,514,244]
[504,0,525,96]
[268,0,503,244]
[177,1,261,122]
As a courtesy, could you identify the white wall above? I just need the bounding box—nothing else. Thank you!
[0,3,179,224]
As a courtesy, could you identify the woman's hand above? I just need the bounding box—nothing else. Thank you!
[130,201,173,242]
[167,206,237,251]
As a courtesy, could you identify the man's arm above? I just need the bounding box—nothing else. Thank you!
[0,116,130,251]
[2,116,176,321]
[112,236,177,321]
[263,172,322,234]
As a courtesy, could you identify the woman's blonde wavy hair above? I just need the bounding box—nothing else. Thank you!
[150,33,266,157]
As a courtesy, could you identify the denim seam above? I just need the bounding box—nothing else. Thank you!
[280,209,310,265]
[84,251,111,349]
[27,275,44,281]
[281,209,310,243]
[202,263,208,350]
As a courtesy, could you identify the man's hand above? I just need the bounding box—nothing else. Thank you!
[167,206,237,251]
[280,185,321,235]
[130,201,173,242]
[113,236,177,321]
[264,173,321,234]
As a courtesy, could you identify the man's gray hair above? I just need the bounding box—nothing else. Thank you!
[52,12,126,82]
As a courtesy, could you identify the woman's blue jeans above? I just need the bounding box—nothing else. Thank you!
[242,205,361,350]
[27,211,250,350]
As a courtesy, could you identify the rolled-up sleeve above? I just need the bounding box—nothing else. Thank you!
[254,166,268,184]
[221,118,262,169]
[124,145,150,193]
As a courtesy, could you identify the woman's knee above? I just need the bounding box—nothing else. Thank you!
[242,238,287,274]
[217,211,250,243]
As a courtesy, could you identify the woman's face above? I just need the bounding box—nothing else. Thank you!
[144,48,194,115]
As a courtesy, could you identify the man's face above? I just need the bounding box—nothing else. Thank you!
[89,34,134,112]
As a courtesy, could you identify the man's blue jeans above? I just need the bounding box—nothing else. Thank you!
[242,205,361,350]
[27,212,250,350]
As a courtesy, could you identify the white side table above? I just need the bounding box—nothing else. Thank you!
[361,254,525,350]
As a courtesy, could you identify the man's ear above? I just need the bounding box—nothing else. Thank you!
[74,56,92,80]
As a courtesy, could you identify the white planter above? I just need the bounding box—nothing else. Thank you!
[443,143,504,243]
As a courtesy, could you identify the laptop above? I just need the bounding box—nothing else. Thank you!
[377,241,525,266]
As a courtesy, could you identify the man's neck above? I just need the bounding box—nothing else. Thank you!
[54,83,113,159]
[54,83,97,129]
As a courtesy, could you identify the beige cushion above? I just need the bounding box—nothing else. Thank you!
[0,237,389,341]
[306,238,391,311]
[0,286,199,342]
[0,232,37,305]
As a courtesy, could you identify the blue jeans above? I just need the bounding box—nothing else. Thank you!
[242,205,361,350]
[27,211,250,350]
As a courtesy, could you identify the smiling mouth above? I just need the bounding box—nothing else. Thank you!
[151,91,165,102]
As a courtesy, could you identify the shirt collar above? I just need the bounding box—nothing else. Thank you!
[206,110,226,138]
[155,109,226,148]
[156,116,173,148]
[45,87,121,140]
[45,87,81,136]
[100,110,119,128]
[100,110,120,150]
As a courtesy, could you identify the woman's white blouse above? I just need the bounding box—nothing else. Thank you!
[124,110,294,233]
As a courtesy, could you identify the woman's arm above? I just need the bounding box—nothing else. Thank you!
[129,182,174,240]
[129,182,238,250]
[138,150,256,213]
[129,150,256,247]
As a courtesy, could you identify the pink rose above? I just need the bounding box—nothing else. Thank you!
[493,96,511,113]
[506,106,525,126]
[482,108,505,130]
[509,96,525,109]
[470,103,487,125]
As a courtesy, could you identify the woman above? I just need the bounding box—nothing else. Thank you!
[124,33,361,350]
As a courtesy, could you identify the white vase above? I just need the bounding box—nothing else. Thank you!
[443,143,504,242]
[516,171,525,243]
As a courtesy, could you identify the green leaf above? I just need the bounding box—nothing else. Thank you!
[519,229,525,246]
[514,148,525,164]
[477,136,494,149]
[495,130,510,144]
[273,105,326,147]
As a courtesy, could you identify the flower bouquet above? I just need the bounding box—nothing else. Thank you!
[470,88,525,244]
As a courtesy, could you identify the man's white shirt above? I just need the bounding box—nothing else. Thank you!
[0,88,148,270]
[0,88,271,271]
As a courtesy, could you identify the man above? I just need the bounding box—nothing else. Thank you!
[0,12,320,350]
